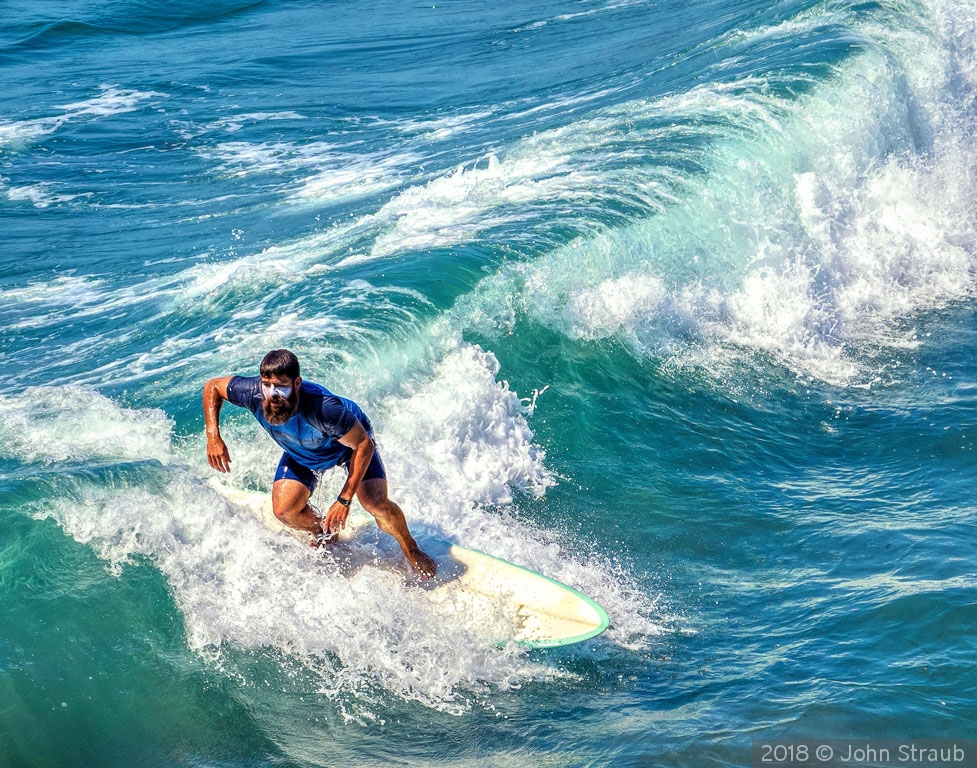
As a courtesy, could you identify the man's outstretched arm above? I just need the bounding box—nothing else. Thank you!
[203,376,233,473]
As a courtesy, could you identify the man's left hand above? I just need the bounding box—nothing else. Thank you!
[322,499,351,538]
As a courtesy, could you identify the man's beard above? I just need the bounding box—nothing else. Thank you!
[263,391,299,425]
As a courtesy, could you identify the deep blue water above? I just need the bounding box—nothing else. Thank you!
[2,0,976,765]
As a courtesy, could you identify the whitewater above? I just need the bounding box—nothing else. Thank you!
[1,0,975,765]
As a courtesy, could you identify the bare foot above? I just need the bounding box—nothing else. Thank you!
[406,544,437,580]
[310,530,338,548]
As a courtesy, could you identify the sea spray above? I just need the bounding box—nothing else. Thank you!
[2,362,661,714]
[450,7,977,387]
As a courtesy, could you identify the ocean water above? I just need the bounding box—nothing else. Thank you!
[2,0,976,765]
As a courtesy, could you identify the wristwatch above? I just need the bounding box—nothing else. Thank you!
[336,496,351,507]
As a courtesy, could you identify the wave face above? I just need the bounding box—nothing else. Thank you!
[2,0,976,765]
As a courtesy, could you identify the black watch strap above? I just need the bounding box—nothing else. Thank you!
[336,496,351,507]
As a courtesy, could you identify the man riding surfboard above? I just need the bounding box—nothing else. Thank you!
[203,349,436,579]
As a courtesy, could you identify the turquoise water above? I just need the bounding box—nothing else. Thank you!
[2,0,976,765]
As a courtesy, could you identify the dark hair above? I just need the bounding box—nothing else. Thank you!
[260,349,300,379]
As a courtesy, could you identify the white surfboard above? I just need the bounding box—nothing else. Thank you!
[217,485,609,648]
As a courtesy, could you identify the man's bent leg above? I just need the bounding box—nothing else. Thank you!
[356,478,436,579]
[271,478,321,536]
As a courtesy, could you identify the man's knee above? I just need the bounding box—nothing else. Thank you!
[272,479,311,523]
[360,496,397,527]
[272,503,296,524]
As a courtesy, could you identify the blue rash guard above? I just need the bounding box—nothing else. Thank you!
[225,376,372,472]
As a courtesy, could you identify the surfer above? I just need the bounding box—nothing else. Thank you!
[203,349,437,579]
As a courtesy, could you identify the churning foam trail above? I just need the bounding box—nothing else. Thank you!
[198,138,417,204]
[458,0,977,387]
[1,347,661,714]
[0,85,164,149]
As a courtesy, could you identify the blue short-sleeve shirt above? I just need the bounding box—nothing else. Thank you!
[225,376,371,471]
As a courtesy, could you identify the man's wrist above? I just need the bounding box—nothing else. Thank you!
[336,496,351,507]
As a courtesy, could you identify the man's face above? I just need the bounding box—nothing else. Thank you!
[261,374,300,425]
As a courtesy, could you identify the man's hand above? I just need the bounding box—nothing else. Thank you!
[322,499,351,538]
[206,436,232,473]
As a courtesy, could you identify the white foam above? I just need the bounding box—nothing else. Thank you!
[293,155,412,203]
[0,272,155,339]
[565,273,670,341]
[377,341,554,509]
[0,387,173,465]
[0,118,52,146]
[199,139,416,203]
[204,111,305,133]
[4,182,89,208]
[0,86,164,148]
[391,109,495,141]
[53,86,167,117]
[202,140,334,176]
[514,20,548,32]
[366,149,597,259]
[0,274,106,307]
[554,0,651,23]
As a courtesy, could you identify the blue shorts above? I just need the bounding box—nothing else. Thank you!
[273,441,387,493]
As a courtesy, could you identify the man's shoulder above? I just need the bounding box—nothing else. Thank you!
[298,379,327,396]
[299,381,359,435]
[299,380,344,413]
[226,375,261,408]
